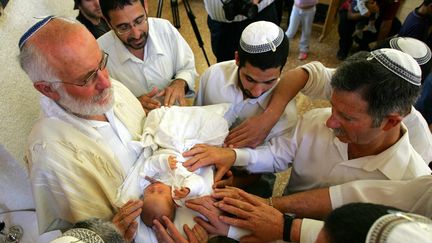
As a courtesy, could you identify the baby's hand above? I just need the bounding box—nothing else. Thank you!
[173,187,190,199]
[168,156,177,170]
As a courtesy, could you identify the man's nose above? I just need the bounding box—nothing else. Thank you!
[326,113,340,129]
[95,70,111,90]
[250,85,266,97]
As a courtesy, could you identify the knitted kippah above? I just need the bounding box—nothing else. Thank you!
[239,21,284,54]
[52,228,104,243]
[389,37,431,65]
[18,15,55,49]
[366,212,432,243]
[367,48,422,86]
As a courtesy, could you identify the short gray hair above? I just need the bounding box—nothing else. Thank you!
[18,41,58,83]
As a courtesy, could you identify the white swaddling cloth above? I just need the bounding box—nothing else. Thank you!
[115,104,231,240]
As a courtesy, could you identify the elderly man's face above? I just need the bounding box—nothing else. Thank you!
[79,0,103,19]
[107,1,148,51]
[49,31,113,116]
[326,90,384,145]
[238,62,280,99]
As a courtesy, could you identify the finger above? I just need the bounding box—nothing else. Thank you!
[153,219,174,243]
[238,189,265,206]
[162,216,183,240]
[193,216,218,235]
[177,96,186,106]
[219,214,251,229]
[124,220,138,242]
[216,200,254,218]
[213,179,229,189]
[182,145,206,159]
[192,223,208,242]
[240,235,261,243]
[163,89,174,106]
[183,224,198,242]
[214,167,228,182]
[146,87,159,97]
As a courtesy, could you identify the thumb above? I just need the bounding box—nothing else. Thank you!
[146,87,159,97]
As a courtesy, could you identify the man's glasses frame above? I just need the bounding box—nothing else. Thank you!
[114,8,148,35]
[51,51,109,87]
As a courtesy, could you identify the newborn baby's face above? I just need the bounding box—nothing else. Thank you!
[144,181,172,198]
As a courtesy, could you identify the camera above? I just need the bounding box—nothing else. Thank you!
[222,0,258,21]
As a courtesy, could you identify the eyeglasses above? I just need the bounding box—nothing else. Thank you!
[52,52,109,87]
[114,14,148,35]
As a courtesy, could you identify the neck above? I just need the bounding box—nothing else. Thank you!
[81,11,100,25]
[348,125,402,159]
[128,46,144,60]
[417,5,429,16]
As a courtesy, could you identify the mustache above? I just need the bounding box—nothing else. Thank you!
[332,127,345,136]
[92,87,112,102]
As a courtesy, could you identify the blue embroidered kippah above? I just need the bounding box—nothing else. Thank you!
[18,15,55,49]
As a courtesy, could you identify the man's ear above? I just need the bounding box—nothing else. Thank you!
[381,113,403,131]
[234,51,240,66]
[33,81,60,101]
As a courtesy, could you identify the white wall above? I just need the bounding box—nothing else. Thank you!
[0,0,77,167]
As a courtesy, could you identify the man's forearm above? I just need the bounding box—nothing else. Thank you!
[263,67,309,127]
[271,188,332,219]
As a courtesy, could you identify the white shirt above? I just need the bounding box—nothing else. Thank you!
[97,18,196,98]
[204,0,275,22]
[235,108,431,193]
[330,175,432,218]
[195,60,298,141]
[300,61,432,163]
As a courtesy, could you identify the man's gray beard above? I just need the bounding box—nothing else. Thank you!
[52,83,114,116]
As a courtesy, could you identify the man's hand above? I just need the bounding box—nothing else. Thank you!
[182,144,236,181]
[163,79,187,107]
[153,215,208,243]
[138,87,162,113]
[225,114,273,148]
[174,187,190,199]
[213,170,234,189]
[215,189,284,243]
[186,196,230,236]
[112,199,143,242]
[212,186,266,204]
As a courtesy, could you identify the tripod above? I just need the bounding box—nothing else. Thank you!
[157,0,211,66]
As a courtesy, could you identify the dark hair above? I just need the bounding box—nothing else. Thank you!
[100,0,144,22]
[237,34,289,71]
[331,51,421,127]
[423,0,432,6]
[324,203,403,243]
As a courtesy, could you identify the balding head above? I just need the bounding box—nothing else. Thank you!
[19,17,99,84]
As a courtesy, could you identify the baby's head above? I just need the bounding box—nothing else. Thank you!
[140,181,176,227]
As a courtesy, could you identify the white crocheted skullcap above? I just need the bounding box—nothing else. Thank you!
[240,21,284,54]
[365,212,432,243]
[367,48,422,86]
[51,228,104,243]
[389,37,431,65]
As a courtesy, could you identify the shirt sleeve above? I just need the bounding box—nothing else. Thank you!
[329,176,432,218]
[300,61,335,100]
[300,218,324,243]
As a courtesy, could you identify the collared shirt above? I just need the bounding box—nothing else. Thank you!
[299,61,432,163]
[204,0,274,22]
[195,60,298,141]
[76,11,110,39]
[235,108,431,193]
[97,18,196,98]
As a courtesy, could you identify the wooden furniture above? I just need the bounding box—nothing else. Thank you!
[316,0,340,42]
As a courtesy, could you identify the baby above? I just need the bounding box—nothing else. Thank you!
[116,104,232,229]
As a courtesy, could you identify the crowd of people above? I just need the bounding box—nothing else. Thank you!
[16,0,432,242]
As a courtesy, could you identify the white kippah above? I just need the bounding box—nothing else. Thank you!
[366,212,432,243]
[367,48,422,86]
[51,228,104,243]
[389,37,431,65]
[240,21,284,54]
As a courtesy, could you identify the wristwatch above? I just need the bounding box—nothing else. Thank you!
[283,213,296,242]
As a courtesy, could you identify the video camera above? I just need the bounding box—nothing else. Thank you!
[222,0,258,21]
